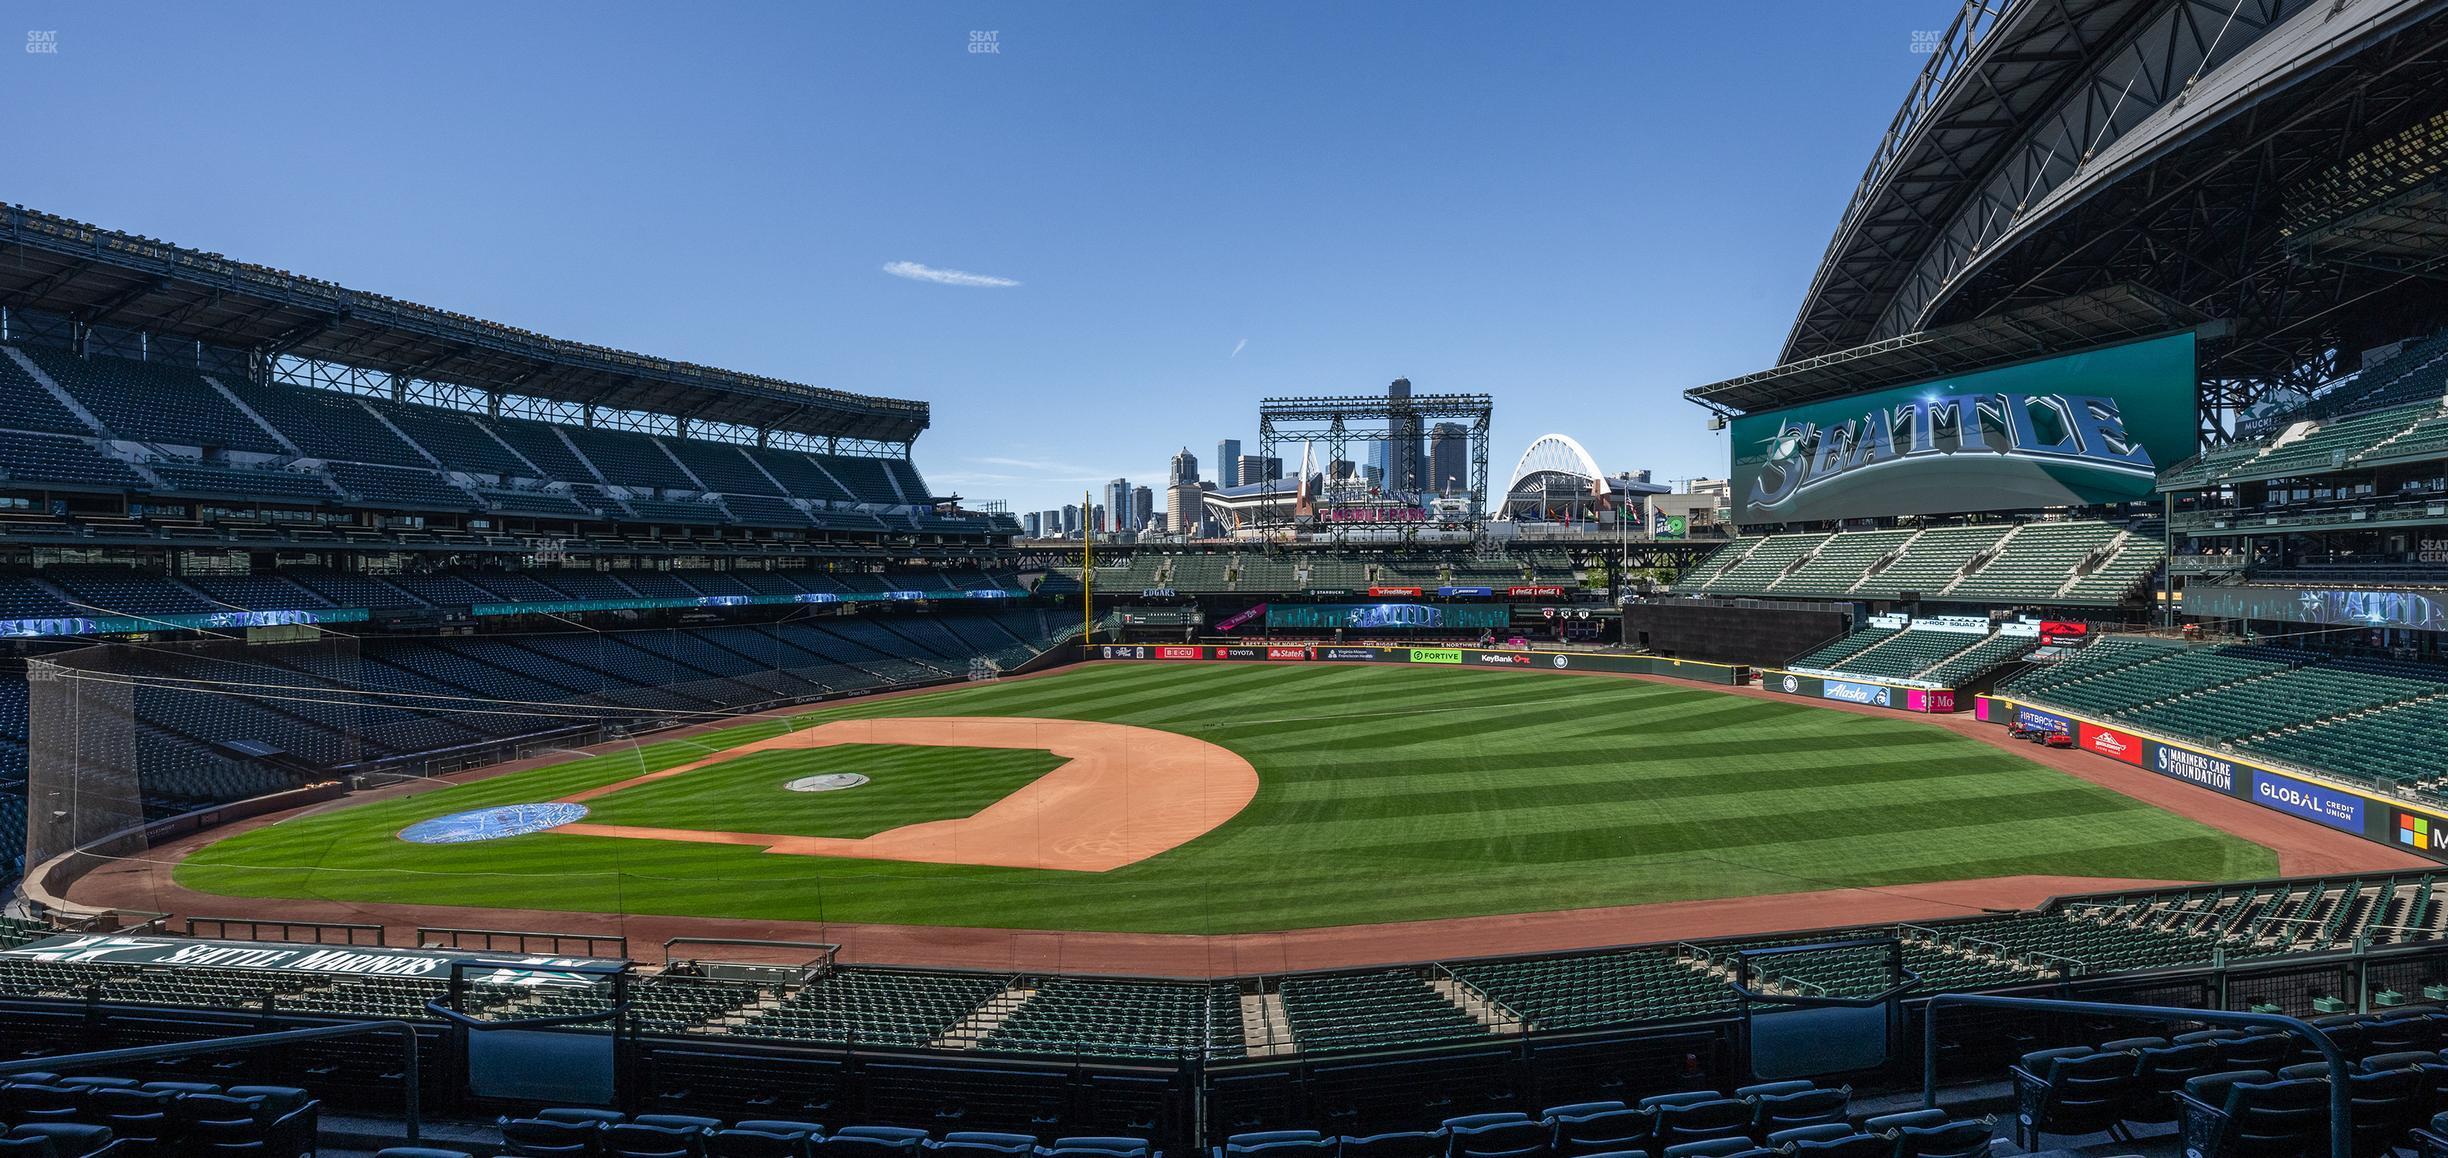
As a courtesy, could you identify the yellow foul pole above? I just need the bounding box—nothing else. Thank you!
[1081,489,1093,648]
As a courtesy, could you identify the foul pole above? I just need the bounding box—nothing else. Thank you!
[1081,489,1094,647]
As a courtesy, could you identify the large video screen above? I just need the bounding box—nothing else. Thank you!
[1730,332,2196,524]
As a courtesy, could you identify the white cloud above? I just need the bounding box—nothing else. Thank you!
[881,260,1019,288]
[1230,338,1248,358]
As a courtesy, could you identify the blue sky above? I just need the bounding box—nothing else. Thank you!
[4,2,1952,517]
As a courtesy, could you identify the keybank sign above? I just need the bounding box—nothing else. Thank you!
[1732,333,2196,523]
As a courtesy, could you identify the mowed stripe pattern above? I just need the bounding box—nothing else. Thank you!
[175,663,2277,934]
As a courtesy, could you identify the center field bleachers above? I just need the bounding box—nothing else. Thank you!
[1674,521,2160,607]
[1786,622,2037,687]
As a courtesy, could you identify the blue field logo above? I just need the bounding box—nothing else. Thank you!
[399,803,590,844]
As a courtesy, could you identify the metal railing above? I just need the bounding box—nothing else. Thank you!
[416,925,628,958]
[0,1020,428,1142]
[1921,993,2351,1157]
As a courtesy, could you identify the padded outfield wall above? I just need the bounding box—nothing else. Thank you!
[1083,642,1746,683]
[1760,669,1960,714]
[1977,694,2448,866]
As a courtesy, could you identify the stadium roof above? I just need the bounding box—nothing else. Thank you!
[1686,283,2209,416]
[0,204,929,444]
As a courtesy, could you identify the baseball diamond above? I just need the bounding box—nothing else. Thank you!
[169,662,2280,935]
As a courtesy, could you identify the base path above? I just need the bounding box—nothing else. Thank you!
[65,662,2431,976]
[555,716,1258,872]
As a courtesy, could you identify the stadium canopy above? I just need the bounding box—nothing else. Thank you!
[0,204,928,444]
[1685,284,2208,416]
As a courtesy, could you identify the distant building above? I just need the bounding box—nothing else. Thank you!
[1166,482,1202,534]
[1235,454,1282,484]
[1131,484,1154,532]
[1428,422,1467,496]
[1022,511,1042,538]
[1216,439,1243,487]
[1387,377,1425,492]
[1104,478,1131,535]
[1061,505,1081,536]
[1169,447,1198,487]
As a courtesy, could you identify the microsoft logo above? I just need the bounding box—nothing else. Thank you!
[2400,815,2441,849]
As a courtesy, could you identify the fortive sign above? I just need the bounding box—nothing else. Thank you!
[1408,648,1463,664]
[2078,723,2145,766]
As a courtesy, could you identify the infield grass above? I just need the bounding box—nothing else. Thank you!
[176,662,2279,933]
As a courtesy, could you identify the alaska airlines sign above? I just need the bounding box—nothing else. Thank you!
[1731,334,2196,523]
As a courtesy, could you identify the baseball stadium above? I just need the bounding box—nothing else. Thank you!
[6,3,2448,1156]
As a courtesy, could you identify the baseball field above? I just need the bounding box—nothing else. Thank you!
[173,662,2279,934]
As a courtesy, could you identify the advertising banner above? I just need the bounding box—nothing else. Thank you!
[1821,679,1893,707]
[1472,651,1535,667]
[1730,332,2198,523]
[2013,706,2071,735]
[2182,586,2448,632]
[1214,604,1267,632]
[0,935,613,986]
[2143,740,2240,794]
[2077,722,2147,766]
[1508,585,1568,598]
[1906,689,1957,713]
[1211,646,1267,661]
[1153,645,1204,660]
[2251,769,2365,832]
[0,606,373,639]
[1437,586,1495,598]
[1368,586,1424,598]
[1974,696,1993,722]
[1264,646,1311,661]
[1315,646,1395,662]
[1408,647,1464,664]
[1265,603,1511,631]
[2395,810,2448,854]
[2039,620,2089,645]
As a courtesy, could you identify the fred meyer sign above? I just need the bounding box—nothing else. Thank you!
[1731,332,2196,523]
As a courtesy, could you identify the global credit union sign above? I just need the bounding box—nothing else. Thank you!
[2251,770,2363,832]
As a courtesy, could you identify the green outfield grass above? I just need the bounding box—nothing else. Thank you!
[175,663,2278,933]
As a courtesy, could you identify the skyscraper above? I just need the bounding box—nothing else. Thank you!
[1216,439,1242,487]
[1236,454,1282,484]
[1131,485,1154,531]
[1387,377,1425,493]
[1060,505,1080,536]
[1104,478,1131,535]
[1428,422,1467,496]
[1022,511,1042,538]
[1169,447,1198,487]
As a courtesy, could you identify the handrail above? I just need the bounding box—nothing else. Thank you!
[0,1019,426,1141]
[1921,993,2351,1157]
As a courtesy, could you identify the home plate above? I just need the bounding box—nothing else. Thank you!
[784,773,870,793]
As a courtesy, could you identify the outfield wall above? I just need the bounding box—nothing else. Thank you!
[1976,694,2448,865]
[1759,669,1959,714]
[1082,643,1746,684]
